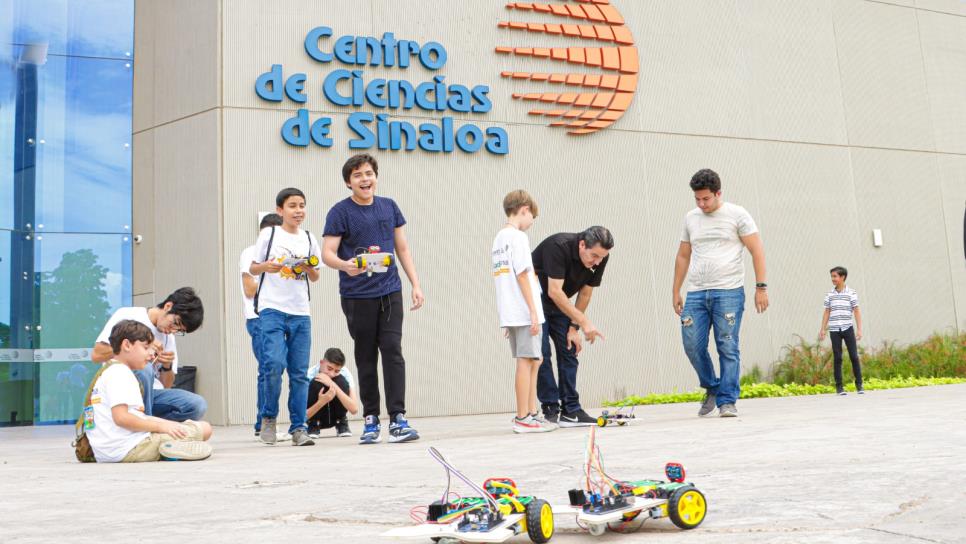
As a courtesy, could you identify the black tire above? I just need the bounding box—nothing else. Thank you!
[526,498,554,543]
[667,486,707,530]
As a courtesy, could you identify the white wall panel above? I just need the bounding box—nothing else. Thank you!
[832,0,935,151]
[133,0,220,132]
[917,10,966,154]
[937,155,966,333]
[848,148,956,342]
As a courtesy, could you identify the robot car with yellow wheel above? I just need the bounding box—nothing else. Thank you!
[554,428,707,536]
[383,448,555,543]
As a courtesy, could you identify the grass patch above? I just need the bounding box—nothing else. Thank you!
[606,376,966,407]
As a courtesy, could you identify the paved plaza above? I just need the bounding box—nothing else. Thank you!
[2,384,965,543]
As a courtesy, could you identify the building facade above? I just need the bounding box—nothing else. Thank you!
[4,0,964,427]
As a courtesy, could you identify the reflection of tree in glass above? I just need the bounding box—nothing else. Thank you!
[0,322,10,348]
[38,249,112,348]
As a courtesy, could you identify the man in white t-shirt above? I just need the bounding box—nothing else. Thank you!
[91,287,207,422]
[240,213,283,438]
[87,319,213,462]
[672,169,769,418]
[249,188,321,447]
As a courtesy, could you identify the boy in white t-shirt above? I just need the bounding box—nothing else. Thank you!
[492,190,554,434]
[87,319,213,463]
[818,266,864,395]
[240,213,283,438]
[249,188,321,447]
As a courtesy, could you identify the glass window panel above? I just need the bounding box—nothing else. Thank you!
[35,232,132,350]
[37,360,98,424]
[2,0,134,60]
[0,362,34,426]
[33,54,133,234]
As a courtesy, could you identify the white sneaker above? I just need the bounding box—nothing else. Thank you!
[530,412,558,431]
[513,415,553,434]
[277,432,292,442]
[160,440,212,461]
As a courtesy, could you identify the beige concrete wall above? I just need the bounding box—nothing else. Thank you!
[136,0,966,425]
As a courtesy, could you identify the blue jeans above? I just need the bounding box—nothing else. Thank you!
[246,317,267,432]
[133,367,207,422]
[538,309,581,414]
[256,308,312,433]
[680,288,745,406]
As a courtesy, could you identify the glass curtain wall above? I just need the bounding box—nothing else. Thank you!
[0,0,134,425]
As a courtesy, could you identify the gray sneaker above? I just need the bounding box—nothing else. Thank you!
[719,403,738,417]
[698,392,717,417]
[259,417,277,445]
[290,429,315,446]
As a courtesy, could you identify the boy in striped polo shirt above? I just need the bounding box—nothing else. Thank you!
[818,266,864,395]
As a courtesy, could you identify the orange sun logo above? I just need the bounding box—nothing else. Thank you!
[495,0,638,135]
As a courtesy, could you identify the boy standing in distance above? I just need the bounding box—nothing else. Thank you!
[492,190,554,433]
[239,213,284,440]
[673,168,768,418]
[91,288,207,422]
[819,266,864,395]
[87,320,213,462]
[250,188,321,447]
[322,153,424,445]
[305,347,359,438]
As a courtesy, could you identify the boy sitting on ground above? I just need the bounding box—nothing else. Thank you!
[87,320,213,462]
[306,348,359,438]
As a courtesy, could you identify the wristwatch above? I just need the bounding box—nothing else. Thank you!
[569,323,580,331]
[158,365,173,373]
[755,282,768,289]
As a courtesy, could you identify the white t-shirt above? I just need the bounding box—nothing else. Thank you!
[251,227,321,316]
[492,227,546,327]
[87,363,151,463]
[96,306,178,389]
[681,202,759,291]
[239,245,257,320]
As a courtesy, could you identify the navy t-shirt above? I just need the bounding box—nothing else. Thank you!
[323,196,406,298]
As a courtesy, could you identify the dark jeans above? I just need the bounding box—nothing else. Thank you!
[307,375,350,430]
[830,327,862,389]
[341,291,406,419]
[538,308,581,414]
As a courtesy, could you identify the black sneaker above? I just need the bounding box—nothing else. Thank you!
[836,387,846,396]
[542,407,560,425]
[335,419,352,437]
[559,409,597,427]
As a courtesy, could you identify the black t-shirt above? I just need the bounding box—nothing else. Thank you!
[532,232,608,311]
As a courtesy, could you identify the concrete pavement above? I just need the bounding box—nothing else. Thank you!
[2,384,965,543]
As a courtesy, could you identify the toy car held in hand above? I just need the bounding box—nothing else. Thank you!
[554,428,707,536]
[354,245,394,277]
[382,448,555,543]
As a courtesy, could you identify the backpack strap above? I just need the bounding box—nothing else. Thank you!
[304,229,312,301]
[74,361,118,440]
[253,226,276,315]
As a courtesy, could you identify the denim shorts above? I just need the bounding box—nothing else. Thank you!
[507,325,542,359]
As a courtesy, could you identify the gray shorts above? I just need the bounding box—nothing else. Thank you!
[507,325,543,359]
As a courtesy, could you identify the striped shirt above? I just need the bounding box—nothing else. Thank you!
[824,286,858,332]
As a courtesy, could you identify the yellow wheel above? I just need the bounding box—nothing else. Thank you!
[293,266,303,275]
[525,499,554,543]
[354,256,365,269]
[597,416,607,427]
[668,487,706,529]
[306,255,319,267]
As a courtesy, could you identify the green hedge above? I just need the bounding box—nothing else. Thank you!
[606,376,966,407]
[770,332,966,385]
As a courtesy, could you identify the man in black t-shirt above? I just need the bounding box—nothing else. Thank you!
[532,226,613,427]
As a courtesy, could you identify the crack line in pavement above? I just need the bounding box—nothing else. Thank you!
[866,528,945,543]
